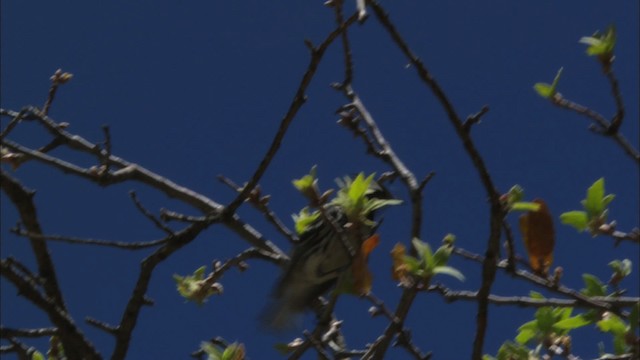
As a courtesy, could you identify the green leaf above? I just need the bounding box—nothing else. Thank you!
[412,238,432,268]
[221,343,244,360]
[511,201,542,212]
[363,198,403,214]
[194,266,206,280]
[533,83,553,99]
[31,351,45,360]
[609,259,632,277]
[554,314,592,330]
[612,333,627,355]
[432,244,453,267]
[533,67,563,99]
[553,306,573,321]
[579,26,616,56]
[584,178,606,216]
[432,265,465,282]
[597,314,627,335]
[582,273,607,297]
[348,173,374,205]
[529,291,545,300]
[515,327,536,345]
[496,341,532,360]
[292,207,320,234]
[274,343,293,355]
[402,255,422,274]
[201,341,223,360]
[559,211,589,232]
[507,185,525,203]
[292,166,318,194]
[535,307,555,333]
[602,194,616,208]
[628,302,639,332]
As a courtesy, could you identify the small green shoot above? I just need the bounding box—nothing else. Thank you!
[534,67,563,99]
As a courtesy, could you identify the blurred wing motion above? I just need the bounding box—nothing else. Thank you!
[519,198,555,275]
[260,206,356,331]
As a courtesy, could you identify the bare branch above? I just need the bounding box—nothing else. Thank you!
[111,222,209,359]
[224,11,359,215]
[363,285,419,360]
[393,330,432,360]
[11,226,169,249]
[597,222,640,245]
[129,191,175,235]
[340,85,427,242]
[0,108,27,141]
[332,0,354,86]
[217,175,297,243]
[85,317,119,335]
[453,246,628,317]
[368,3,505,358]
[550,94,639,163]
[426,283,639,309]
[0,108,285,257]
[463,105,490,133]
[0,258,101,359]
[42,69,73,115]
[160,209,208,223]
[0,327,57,339]
[605,69,625,133]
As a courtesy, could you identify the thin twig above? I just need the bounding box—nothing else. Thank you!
[0,108,27,141]
[369,3,504,358]
[101,125,112,170]
[0,327,57,338]
[0,108,284,256]
[340,85,425,241]
[217,175,297,242]
[11,227,169,250]
[426,283,639,308]
[85,317,119,335]
[551,94,639,163]
[393,330,432,360]
[160,209,208,223]
[42,69,73,115]
[129,191,175,235]
[332,0,354,86]
[463,105,490,133]
[0,259,101,359]
[502,220,517,272]
[224,12,359,215]
[112,222,209,359]
[453,247,627,316]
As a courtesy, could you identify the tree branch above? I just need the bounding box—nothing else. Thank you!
[224,12,359,215]
[368,3,505,358]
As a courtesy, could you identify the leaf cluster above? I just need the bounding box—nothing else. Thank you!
[173,266,222,305]
[391,236,464,285]
[560,178,615,235]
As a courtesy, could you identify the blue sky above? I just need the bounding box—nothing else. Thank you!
[1,1,638,359]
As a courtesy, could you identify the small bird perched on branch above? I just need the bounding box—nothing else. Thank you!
[261,172,399,330]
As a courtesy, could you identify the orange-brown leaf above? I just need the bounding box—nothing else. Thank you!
[350,234,380,294]
[519,198,555,275]
[390,242,410,283]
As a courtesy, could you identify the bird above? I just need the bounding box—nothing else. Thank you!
[261,178,393,330]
